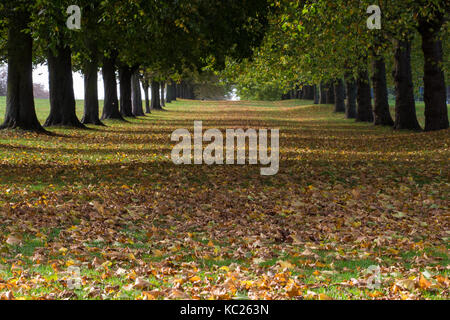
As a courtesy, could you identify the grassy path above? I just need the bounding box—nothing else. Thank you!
[0,98,448,300]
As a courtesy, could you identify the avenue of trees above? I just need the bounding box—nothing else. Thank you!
[0,0,269,131]
[223,0,449,132]
[0,0,448,133]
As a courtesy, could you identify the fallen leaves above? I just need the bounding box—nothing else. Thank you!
[0,100,448,300]
[5,234,22,246]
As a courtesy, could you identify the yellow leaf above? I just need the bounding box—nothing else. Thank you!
[189,276,201,283]
[278,260,295,270]
[419,275,432,290]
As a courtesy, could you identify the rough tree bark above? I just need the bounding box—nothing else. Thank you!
[131,70,145,116]
[82,53,104,126]
[334,79,346,113]
[319,81,327,104]
[166,82,172,104]
[393,40,421,131]
[101,52,124,121]
[45,45,84,128]
[372,56,394,126]
[142,79,151,113]
[418,17,449,131]
[356,70,374,122]
[1,10,44,132]
[119,66,134,117]
[345,74,357,119]
[169,82,177,101]
[151,81,162,110]
[314,85,319,104]
[326,81,335,104]
[160,82,166,107]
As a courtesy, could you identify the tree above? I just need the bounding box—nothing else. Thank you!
[372,55,394,126]
[131,70,145,116]
[119,65,134,117]
[356,69,374,123]
[416,1,449,131]
[77,1,105,125]
[33,0,84,128]
[393,40,421,131]
[151,81,162,110]
[0,1,44,132]
[101,51,124,120]
[334,79,345,113]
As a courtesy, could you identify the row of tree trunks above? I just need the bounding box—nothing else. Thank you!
[305,86,315,100]
[176,81,195,99]
[168,83,177,102]
[1,11,447,133]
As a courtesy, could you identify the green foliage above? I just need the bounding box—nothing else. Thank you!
[223,0,449,100]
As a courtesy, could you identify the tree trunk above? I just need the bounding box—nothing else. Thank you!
[418,25,449,131]
[345,74,357,119]
[142,79,151,113]
[166,82,172,104]
[176,83,180,98]
[372,56,394,126]
[151,81,162,110]
[45,45,84,128]
[119,66,134,117]
[82,54,104,125]
[334,79,346,113]
[393,40,421,130]
[356,70,374,122]
[299,88,305,99]
[307,86,314,100]
[170,82,177,101]
[314,85,319,104]
[101,52,123,121]
[319,81,327,104]
[131,70,145,116]
[161,81,166,107]
[1,10,44,132]
[326,81,335,104]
